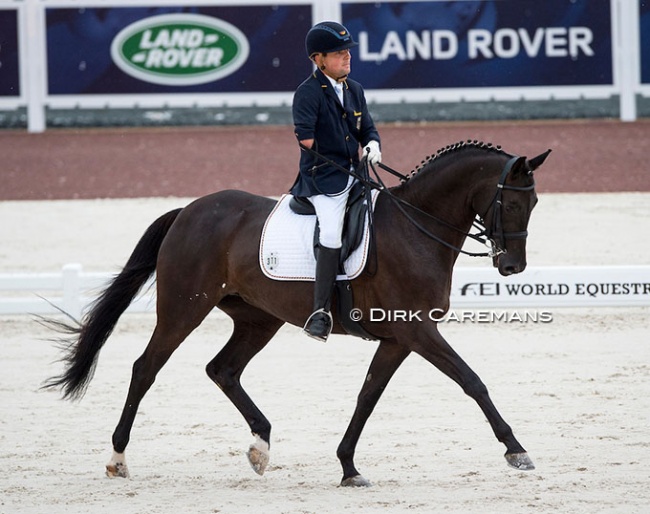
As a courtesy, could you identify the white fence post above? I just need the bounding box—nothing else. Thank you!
[62,263,83,319]
[25,0,46,132]
[616,0,640,121]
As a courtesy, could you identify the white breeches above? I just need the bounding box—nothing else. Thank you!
[308,175,355,249]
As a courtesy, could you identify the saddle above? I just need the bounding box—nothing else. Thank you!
[289,181,369,265]
[289,182,377,341]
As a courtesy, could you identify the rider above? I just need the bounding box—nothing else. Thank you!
[291,21,382,342]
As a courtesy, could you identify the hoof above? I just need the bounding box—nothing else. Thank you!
[106,451,130,478]
[505,452,535,471]
[246,434,270,476]
[340,474,372,487]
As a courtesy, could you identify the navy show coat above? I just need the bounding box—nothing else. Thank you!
[290,69,380,197]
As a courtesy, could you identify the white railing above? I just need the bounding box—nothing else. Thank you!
[0,263,156,319]
[2,263,648,318]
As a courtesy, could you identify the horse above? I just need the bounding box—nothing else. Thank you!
[44,140,551,487]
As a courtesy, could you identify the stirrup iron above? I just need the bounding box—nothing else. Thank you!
[302,308,333,342]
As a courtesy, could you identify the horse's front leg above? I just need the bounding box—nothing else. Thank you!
[408,324,534,470]
[337,341,410,486]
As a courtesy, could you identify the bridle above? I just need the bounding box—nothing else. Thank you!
[477,156,536,259]
[298,143,535,263]
[373,155,535,261]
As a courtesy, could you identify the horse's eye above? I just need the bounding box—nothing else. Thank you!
[504,202,521,214]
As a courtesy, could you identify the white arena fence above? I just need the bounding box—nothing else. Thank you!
[1,263,648,319]
[0,264,156,319]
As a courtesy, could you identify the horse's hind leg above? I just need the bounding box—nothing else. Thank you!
[205,299,284,476]
[337,341,410,487]
[106,303,214,478]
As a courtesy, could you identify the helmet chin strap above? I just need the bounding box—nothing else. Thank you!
[316,59,348,82]
[319,65,348,82]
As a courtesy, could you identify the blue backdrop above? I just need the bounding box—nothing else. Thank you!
[23,1,648,96]
[0,9,20,96]
[641,0,650,84]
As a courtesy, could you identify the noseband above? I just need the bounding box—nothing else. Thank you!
[480,156,536,259]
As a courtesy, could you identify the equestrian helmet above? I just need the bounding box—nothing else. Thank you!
[305,21,358,58]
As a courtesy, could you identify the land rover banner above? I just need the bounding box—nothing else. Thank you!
[45,5,312,94]
[342,0,613,89]
[0,8,20,96]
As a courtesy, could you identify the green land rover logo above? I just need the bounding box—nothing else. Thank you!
[110,13,250,86]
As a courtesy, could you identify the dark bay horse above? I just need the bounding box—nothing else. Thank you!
[45,141,551,486]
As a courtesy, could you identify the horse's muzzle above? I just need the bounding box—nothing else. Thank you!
[496,254,527,276]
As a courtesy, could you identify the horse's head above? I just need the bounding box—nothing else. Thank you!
[474,149,551,276]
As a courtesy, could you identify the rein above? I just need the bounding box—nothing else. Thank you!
[297,143,533,260]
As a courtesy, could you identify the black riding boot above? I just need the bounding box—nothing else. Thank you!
[303,246,341,342]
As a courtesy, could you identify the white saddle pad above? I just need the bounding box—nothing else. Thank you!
[259,191,378,281]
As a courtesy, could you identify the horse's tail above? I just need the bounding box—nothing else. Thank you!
[42,208,183,400]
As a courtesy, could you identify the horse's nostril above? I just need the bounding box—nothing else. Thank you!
[500,263,520,276]
[502,262,526,276]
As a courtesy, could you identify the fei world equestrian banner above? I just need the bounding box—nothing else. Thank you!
[342,0,613,89]
[45,5,312,94]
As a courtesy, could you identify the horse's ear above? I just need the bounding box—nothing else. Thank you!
[528,149,552,172]
[510,156,528,177]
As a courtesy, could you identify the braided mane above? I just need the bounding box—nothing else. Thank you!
[402,140,508,183]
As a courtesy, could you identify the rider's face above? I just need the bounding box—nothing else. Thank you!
[316,49,351,81]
